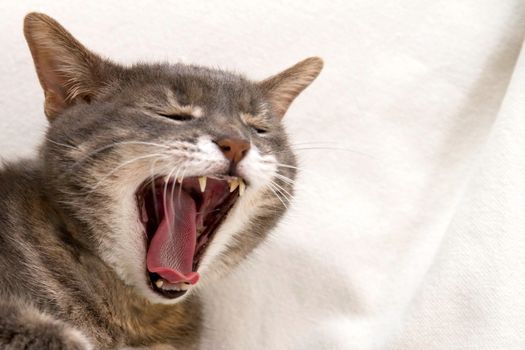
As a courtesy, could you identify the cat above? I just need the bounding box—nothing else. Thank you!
[0,12,322,350]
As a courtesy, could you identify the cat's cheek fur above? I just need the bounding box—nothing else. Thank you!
[98,174,156,303]
[195,145,278,286]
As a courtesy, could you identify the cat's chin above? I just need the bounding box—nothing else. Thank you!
[135,174,243,301]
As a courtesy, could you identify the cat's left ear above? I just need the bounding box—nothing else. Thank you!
[23,12,118,121]
[258,57,323,119]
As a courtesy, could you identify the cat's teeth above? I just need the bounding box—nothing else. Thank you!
[176,177,183,184]
[199,176,207,192]
[155,279,164,288]
[239,179,246,196]
[161,282,191,291]
[179,283,191,291]
[229,178,239,192]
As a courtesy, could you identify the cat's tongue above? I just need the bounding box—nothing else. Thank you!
[146,187,200,285]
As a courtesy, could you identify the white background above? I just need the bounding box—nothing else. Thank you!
[1,1,524,349]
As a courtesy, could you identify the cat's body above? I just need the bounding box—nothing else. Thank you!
[0,13,322,349]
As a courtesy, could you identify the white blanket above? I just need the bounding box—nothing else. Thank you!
[198,1,525,349]
[1,1,523,349]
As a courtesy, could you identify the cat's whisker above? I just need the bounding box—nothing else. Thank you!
[177,169,187,209]
[266,183,287,207]
[271,162,301,171]
[68,141,171,172]
[289,141,341,146]
[274,146,373,158]
[163,166,179,238]
[172,166,187,223]
[273,173,296,185]
[169,169,178,233]
[149,157,164,224]
[82,153,166,195]
[45,137,78,150]
[267,180,290,200]
[271,162,313,175]
[269,180,294,203]
[266,183,289,209]
[292,146,368,153]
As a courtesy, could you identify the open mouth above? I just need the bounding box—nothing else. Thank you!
[136,175,245,299]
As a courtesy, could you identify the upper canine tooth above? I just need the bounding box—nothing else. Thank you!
[176,177,183,184]
[239,179,246,196]
[229,178,239,192]
[198,176,207,192]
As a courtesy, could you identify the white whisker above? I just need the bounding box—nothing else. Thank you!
[269,182,294,205]
[273,173,296,185]
[163,166,179,237]
[171,165,186,223]
[68,141,171,172]
[149,157,163,224]
[45,137,78,150]
[272,162,301,171]
[270,180,294,203]
[177,169,187,209]
[267,183,289,209]
[83,153,165,194]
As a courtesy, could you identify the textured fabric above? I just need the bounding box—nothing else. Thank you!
[0,1,524,349]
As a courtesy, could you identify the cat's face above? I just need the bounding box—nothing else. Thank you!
[44,66,296,303]
[25,13,322,304]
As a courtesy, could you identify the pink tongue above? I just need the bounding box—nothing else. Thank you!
[146,186,200,285]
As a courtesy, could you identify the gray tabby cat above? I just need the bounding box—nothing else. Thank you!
[0,13,322,349]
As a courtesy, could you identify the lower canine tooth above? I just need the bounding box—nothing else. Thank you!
[239,179,246,196]
[179,283,191,291]
[155,279,164,288]
[199,176,207,192]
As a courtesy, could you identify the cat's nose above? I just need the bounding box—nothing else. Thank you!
[215,137,250,170]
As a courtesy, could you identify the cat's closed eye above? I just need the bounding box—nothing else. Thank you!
[157,113,194,122]
[239,113,270,135]
[252,126,268,134]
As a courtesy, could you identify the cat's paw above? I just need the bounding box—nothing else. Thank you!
[0,302,94,350]
[2,322,93,350]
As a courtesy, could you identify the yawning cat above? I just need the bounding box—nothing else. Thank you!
[0,13,322,349]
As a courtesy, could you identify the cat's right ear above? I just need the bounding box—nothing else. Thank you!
[258,57,323,119]
[23,12,116,121]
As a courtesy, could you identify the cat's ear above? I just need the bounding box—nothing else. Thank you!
[24,13,115,121]
[259,57,323,119]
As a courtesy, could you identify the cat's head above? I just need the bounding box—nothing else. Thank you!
[24,13,322,304]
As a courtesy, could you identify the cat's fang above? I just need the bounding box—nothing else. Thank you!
[155,279,164,288]
[229,178,239,192]
[198,176,207,192]
[239,179,246,196]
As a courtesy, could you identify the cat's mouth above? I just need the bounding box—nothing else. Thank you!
[136,175,244,299]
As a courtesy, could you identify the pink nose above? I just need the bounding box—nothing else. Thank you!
[215,137,250,166]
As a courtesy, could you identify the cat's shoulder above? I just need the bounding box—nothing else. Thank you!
[0,159,43,195]
[0,159,45,229]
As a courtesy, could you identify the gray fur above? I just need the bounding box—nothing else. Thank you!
[0,12,322,349]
